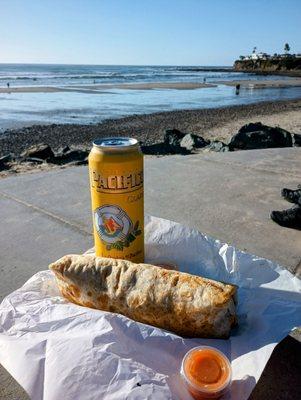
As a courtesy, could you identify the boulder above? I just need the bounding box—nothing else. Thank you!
[292,133,301,147]
[20,143,54,160]
[51,149,89,165]
[180,134,209,151]
[164,129,186,150]
[0,154,12,165]
[20,157,45,164]
[206,141,229,152]
[229,122,293,150]
[62,145,70,154]
[141,143,171,155]
[66,159,88,166]
[0,154,12,170]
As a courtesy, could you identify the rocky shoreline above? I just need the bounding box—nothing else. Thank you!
[0,98,301,177]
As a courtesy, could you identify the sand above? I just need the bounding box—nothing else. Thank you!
[0,86,112,94]
[0,82,215,94]
[79,82,216,90]
[209,108,301,142]
[216,78,301,88]
[1,79,301,94]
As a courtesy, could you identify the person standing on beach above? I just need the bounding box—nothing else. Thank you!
[7,82,10,89]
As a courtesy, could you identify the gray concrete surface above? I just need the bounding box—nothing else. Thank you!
[0,148,300,399]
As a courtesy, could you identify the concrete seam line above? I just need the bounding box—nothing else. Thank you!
[0,191,92,237]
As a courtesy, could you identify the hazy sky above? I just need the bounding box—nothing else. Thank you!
[1,0,301,65]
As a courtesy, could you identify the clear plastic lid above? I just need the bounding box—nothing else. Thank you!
[180,346,232,399]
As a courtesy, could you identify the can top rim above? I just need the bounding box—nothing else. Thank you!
[93,137,138,150]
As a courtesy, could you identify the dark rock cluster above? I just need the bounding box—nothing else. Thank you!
[141,129,209,155]
[228,122,295,150]
[141,122,301,155]
[0,144,89,171]
[0,122,300,173]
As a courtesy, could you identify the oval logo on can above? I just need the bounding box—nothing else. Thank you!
[94,205,133,245]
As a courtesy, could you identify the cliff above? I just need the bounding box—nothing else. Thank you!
[234,57,301,75]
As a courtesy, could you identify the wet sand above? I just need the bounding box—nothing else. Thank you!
[0,82,215,94]
[1,79,301,94]
[216,78,301,89]
[80,82,216,90]
[0,86,113,94]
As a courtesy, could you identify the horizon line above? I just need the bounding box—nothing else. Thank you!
[0,62,232,67]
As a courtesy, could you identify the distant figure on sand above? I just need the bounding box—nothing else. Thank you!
[235,84,240,95]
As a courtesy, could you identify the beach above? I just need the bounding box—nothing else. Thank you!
[1,78,301,94]
[1,66,301,176]
[0,97,300,161]
[2,78,301,94]
[0,82,216,93]
[216,78,301,88]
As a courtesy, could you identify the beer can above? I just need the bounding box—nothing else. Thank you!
[88,137,144,263]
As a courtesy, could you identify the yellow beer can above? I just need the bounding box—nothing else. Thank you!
[88,137,144,263]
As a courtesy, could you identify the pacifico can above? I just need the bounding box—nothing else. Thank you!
[88,137,144,263]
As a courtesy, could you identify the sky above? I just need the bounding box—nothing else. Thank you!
[1,0,301,66]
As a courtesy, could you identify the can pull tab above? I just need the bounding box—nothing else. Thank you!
[105,139,125,146]
[93,137,138,149]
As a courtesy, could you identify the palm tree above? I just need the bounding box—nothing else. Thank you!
[284,43,290,54]
[252,46,257,54]
[239,55,245,60]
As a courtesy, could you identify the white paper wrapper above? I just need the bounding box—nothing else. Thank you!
[0,216,300,400]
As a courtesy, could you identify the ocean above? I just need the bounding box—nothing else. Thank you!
[0,64,301,130]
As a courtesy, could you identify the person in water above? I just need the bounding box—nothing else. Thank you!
[271,186,301,229]
[235,84,240,95]
[7,82,10,89]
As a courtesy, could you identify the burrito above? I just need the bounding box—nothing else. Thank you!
[49,254,237,338]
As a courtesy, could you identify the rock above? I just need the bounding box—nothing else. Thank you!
[205,141,229,152]
[51,149,89,165]
[66,159,88,166]
[0,154,12,165]
[180,133,209,151]
[229,122,293,150]
[164,129,186,149]
[292,133,301,147]
[20,143,54,160]
[62,145,70,153]
[0,154,12,171]
[141,143,171,155]
[20,157,45,164]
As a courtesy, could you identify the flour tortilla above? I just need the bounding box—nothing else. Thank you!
[49,254,237,338]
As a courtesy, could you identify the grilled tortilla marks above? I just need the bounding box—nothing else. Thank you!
[49,254,237,338]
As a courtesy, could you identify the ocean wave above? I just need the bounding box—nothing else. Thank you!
[0,71,218,81]
[0,73,120,80]
[0,66,247,84]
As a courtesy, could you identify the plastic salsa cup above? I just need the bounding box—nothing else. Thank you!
[180,346,232,399]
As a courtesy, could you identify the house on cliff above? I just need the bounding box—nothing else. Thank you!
[244,51,269,61]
